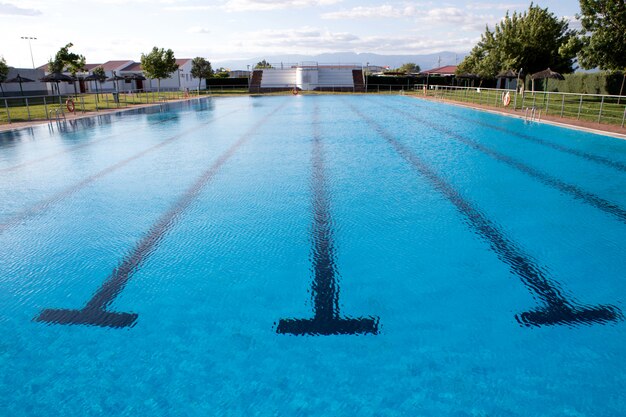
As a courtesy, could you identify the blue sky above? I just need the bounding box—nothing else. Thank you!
[1,0,581,69]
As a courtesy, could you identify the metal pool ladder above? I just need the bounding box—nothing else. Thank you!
[524,106,541,123]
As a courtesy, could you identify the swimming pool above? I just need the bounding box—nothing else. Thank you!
[1,95,625,416]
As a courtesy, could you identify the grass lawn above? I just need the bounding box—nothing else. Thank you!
[418,88,626,126]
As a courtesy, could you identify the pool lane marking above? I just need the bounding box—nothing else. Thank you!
[34,101,287,328]
[0,110,240,236]
[377,101,626,226]
[395,97,626,173]
[0,116,180,174]
[348,103,621,327]
[276,105,379,336]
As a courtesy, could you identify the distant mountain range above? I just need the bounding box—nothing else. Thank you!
[214,51,468,71]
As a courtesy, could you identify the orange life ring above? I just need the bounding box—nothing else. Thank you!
[292,88,298,95]
[66,99,75,113]
[502,91,511,107]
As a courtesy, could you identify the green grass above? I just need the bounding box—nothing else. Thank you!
[412,88,626,127]
[3,87,625,127]
[0,91,189,124]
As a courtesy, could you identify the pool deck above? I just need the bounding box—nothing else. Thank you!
[0,97,200,133]
[2,93,625,140]
[412,95,626,140]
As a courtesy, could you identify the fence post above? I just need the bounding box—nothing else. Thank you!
[560,94,565,118]
[25,98,31,121]
[4,99,10,123]
[80,96,85,113]
[622,106,626,128]
[545,92,550,113]
[44,96,49,119]
[577,95,583,120]
[597,96,604,124]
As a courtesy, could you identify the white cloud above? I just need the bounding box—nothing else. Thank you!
[166,0,340,12]
[321,4,497,31]
[322,5,413,19]
[216,27,474,56]
[466,2,525,11]
[187,26,211,34]
[0,2,42,16]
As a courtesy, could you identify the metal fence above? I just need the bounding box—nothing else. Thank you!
[4,84,626,128]
[413,84,626,127]
[0,88,189,124]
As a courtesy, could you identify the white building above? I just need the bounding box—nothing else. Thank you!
[250,63,364,92]
[0,67,47,97]
[37,58,200,95]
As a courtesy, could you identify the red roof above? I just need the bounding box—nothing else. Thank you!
[175,59,191,67]
[122,62,142,71]
[100,60,133,71]
[84,63,103,71]
[421,65,457,75]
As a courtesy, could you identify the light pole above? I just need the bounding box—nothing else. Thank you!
[21,36,37,69]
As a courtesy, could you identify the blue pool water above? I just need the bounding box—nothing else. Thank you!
[1,95,625,416]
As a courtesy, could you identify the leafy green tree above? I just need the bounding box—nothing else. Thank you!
[576,0,626,97]
[140,47,179,93]
[214,67,230,78]
[92,66,106,79]
[254,59,272,69]
[49,43,86,95]
[190,57,213,90]
[0,57,9,96]
[457,4,579,79]
[396,63,421,74]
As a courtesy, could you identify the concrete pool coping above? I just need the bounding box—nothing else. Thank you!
[2,93,625,141]
[411,95,626,140]
[0,97,201,134]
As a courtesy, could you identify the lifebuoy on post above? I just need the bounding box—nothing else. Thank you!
[292,88,298,95]
[66,99,75,113]
[502,91,511,107]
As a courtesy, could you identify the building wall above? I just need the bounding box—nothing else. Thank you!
[317,68,354,88]
[260,69,296,88]
[1,68,47,97]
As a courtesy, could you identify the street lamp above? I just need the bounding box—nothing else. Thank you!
[21,36,37,69]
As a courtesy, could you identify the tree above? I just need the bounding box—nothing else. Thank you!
[190,57,213,90]
[140,47,179,93]
[214,67,230,78]
[254,59,272,69]
[397,63,420,74]
[457,4,579,79]
[0,57,9,97]
[92,66,106,79]
[49,43,86,95]
[576,0,626,97]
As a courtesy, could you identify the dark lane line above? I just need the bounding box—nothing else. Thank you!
[0,109,240,236]
[35,101,287,328]
[348,103,621,327]
[396,97,626,173]
[0,115,179,174]
[276,104,379,336]
[377,101,626,226]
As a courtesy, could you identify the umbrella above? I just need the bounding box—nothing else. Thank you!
[123,73,146,91]
[85,73,106,96]
[455,73,480,87]
[6,74,35,96]
[530,68,564,92]
[40,72,75,97]
[106,71,126,92]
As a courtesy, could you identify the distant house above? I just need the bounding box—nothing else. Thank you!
[37,58,200,94]
[229,70,250,79]
[0,67,47,97]
[419,65,458,77]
